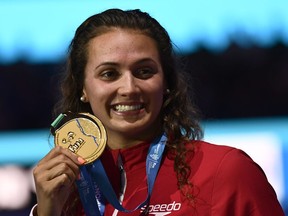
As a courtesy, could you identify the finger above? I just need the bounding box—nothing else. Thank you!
[34,152,84,185]
[34,157,80,185]
[39,146,84,166]
[42,173,74,195]
[47,162,79,182]
[37,147,85,174]
[49,153,79,172]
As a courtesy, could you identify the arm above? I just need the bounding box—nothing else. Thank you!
[211,148,284,216]
[32,146,84,216]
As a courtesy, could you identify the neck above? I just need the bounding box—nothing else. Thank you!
[106,129,162,150]
[107,136,142,150]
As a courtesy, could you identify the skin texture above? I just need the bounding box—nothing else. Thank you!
[33,28,166,216]
[82,29,166,149]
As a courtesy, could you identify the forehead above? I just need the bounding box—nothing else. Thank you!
[86,28,160,61]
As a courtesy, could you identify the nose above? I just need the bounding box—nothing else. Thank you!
[118,72,139,96]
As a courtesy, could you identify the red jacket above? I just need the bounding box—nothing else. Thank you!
[80,140,285,215]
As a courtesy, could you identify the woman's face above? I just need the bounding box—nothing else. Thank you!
[83,29,166,142]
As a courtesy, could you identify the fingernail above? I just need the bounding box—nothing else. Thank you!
[77,157,86,164]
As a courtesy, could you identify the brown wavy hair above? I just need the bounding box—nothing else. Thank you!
[55,8,203,215]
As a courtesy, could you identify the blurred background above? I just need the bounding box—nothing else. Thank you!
[0,0,287,215]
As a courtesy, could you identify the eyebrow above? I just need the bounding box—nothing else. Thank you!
[94,62,118,70]
[135,58,157,65]
[94,58,157,70]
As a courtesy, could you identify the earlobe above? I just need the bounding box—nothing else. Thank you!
[164,88,170,95]
[80,89,88,103]
[80,95,87,102]
[163,81,169,95]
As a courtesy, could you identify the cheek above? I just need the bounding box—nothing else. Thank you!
[87,86,114,113]
[88,90,105,106]
[84,79,106,101]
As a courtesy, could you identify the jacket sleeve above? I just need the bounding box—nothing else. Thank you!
[211,148,284,216]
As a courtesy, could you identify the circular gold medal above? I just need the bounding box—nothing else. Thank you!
[53,113,106,164]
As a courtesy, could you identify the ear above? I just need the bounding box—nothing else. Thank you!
[163,81,169,95]
[80,88,89,103]
[82,88,87,97]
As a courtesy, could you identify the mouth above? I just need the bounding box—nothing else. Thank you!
[113,104,144,112]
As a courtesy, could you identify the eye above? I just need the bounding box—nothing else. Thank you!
[99,70,119,81]
[135,68,156,79]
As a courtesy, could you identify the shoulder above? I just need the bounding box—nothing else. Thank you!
[189,140,254,171]
[193,140,243,157]
[190,140,267,183]
[190,141,284,215]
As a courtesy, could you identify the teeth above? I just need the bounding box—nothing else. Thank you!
[114,104,142,112]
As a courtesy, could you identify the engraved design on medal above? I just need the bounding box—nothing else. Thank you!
[53,113,107,164]
[62,132,75,144]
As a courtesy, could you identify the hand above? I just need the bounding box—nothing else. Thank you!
[33,146,85,216]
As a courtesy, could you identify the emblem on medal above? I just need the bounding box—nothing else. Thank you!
[51,112,107,164]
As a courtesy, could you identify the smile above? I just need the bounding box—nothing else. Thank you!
[114,104,143,112]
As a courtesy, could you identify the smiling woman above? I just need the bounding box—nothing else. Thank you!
[82,29,165,149]
[30,8,284,216]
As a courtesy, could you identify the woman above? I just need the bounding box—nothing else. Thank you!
[31,9,284,215]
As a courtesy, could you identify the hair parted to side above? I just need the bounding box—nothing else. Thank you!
[55,8,203,214]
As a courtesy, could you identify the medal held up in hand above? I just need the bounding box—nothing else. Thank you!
[50,112,166,216]
[50,112,107,164]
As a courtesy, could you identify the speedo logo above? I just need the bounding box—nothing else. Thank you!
[140,201,181,215]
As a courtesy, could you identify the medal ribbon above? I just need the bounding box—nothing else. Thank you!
[77,133,167,216]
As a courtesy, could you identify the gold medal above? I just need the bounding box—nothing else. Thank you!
[52,112,107,164]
